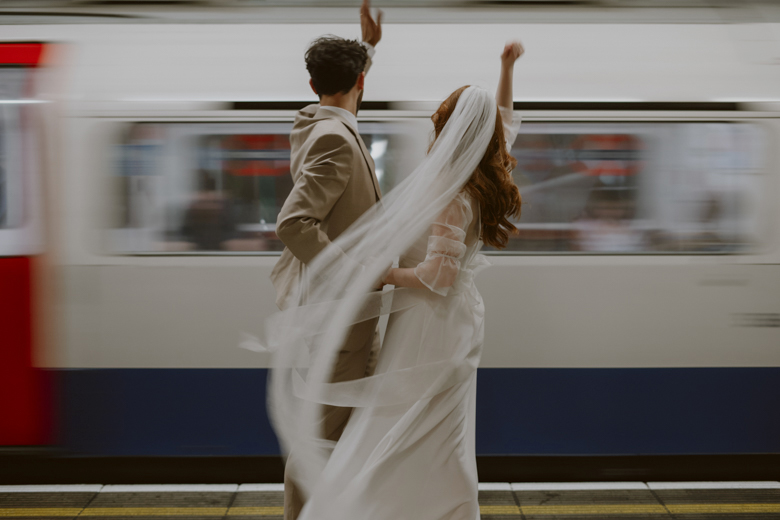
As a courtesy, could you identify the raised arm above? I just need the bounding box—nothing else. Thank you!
[360,0,383,48]
[496,40,524,152]
[496,40,524,110]
[356,0,382,111]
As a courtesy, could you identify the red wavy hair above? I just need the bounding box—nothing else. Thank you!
[430,86,522,249]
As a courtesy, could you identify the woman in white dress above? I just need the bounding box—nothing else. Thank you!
[267,42,524,520]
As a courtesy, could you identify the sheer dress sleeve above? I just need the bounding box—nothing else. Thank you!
[414,195,473,296]
[499,105,521,154]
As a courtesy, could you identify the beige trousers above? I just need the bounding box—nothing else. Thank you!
[283,317,380,520]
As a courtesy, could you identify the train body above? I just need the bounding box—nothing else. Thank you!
[0,42,50,448]
[1,6,779,468]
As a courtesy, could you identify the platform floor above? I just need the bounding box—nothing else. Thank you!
[1,482,779,519]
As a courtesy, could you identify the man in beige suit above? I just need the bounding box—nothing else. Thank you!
[269,3,383,519]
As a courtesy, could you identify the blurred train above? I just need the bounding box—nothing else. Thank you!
[1,4,779,477]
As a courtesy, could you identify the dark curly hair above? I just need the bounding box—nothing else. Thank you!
[305,36,368,96]
[430,86,522,249]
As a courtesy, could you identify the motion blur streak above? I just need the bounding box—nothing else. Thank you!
[0,2,778,471]
[0,42,51,447]
[0,257,46,445]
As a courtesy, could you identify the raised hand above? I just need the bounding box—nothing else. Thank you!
[361,0,383,47]
[501,40,525,69]
[496,40,523,109]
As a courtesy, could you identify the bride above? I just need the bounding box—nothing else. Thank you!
[267,41,525,520]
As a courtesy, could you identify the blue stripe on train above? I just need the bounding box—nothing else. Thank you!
[59,367,780,456]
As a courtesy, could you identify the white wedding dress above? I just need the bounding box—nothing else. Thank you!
[294,106,519,520]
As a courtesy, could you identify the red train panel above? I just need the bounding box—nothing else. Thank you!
[0,257,50,445]
[0,42,51,446]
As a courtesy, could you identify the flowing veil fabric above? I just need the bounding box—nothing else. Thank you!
[266,86,499,500]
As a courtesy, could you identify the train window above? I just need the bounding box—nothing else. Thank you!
[0,69,28,230]
[109,121,410,254]
[110,119,766,256]
[0,108,5,228]
[490,122,767,254]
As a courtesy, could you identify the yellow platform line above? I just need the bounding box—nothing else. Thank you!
[0,509,83,517]
[667,503,780,514]
[227,506,285,516]
[522,504,668,515]
[2,503,780,517]
[480,505,521,514]
[0,507,286,518]
[80,507,228,516]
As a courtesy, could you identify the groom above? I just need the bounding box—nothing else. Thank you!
[270,2,383,519]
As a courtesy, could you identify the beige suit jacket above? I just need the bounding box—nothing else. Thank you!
[270,105,381,310]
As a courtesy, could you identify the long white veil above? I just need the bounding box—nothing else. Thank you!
[266,86,498,498]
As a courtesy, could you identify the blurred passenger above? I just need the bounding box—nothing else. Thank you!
[574,187,646,252]
[681,193,729,251]
[180,171,237,251]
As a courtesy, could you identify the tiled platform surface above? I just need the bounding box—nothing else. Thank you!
[1,482,779,519]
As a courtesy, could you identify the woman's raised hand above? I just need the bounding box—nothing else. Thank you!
[501,40,525,69]
[496,40,523,109]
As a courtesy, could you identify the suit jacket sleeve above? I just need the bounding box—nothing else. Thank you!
[276,130,353,264]
[364,54,372,75]
[362,41,374,75]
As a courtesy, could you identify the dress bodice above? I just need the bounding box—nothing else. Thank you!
[398,104,519,295]
[399,192,486,297]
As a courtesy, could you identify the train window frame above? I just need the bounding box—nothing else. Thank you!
[487,116,772,256]
[0,102,6,229]
[97,110,776,258]
[0,70,28,231]
[0,64,45,258]
[103,115,428,257]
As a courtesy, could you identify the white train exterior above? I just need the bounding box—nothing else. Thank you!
[1,8,778,464]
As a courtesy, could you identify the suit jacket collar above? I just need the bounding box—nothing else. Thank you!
[311,104,382,201]
[318,105,358,133]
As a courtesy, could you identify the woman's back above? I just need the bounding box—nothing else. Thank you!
[399,192,482,289]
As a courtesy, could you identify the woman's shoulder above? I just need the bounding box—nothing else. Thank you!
[445,191,475,228]
[456,190,475,209]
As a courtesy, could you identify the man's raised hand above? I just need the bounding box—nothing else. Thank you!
[361,0,383,47]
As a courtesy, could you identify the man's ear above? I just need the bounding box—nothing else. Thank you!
[309,78,319,96]
[356,72,365,91]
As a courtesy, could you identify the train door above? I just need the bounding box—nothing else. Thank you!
[0,42,49,446]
